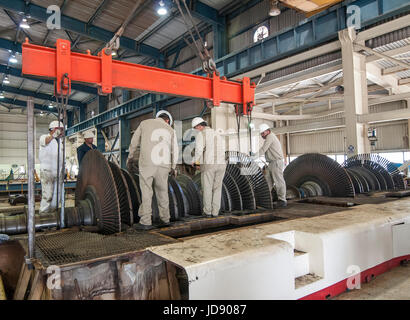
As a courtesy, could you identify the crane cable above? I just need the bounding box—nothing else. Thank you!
[175,0,218,76]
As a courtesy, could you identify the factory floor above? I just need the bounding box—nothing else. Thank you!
[334,262,410,300]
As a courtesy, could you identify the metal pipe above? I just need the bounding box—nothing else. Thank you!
[26,98,35,260]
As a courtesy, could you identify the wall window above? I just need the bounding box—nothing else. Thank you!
[287,156,297,165]
[336,155,346,164]
[254,25,269,43]
[327,155,336,161]
[377,152,404,164]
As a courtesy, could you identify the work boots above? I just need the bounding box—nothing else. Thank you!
[274,200,287,208]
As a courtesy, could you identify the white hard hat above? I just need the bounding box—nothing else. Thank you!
[192,117,207,128]
[83,131,94,139]
[259,124,271,134]
[156,110,173,126]
[49,120,64,129]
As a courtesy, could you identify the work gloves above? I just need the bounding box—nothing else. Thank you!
[52,129,62,139]
[127,159,139,176]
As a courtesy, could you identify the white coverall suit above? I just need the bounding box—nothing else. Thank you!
[127,118,179,226]
[258,133,287,202]
[39,135,64,214]
[194,127,227,216]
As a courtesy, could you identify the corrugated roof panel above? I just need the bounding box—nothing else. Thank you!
[143,16,201,49]
[31,0,101,23]
[397,70,410,79]
[91,0,157,40]
[200,0,235,10]
[0,49,13,65]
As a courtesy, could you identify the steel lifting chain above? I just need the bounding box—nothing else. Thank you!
[234,103,254,155]
[54,73,70,229]
[175,0,218,76]
[235,104,241,149]
[246,103,253,156]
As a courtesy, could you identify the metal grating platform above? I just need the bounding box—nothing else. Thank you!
[34,229,176,267]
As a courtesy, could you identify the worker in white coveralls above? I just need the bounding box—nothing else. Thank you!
[39,120,65,215]
[127,110,179,231]
[192,117,227,217]
[257,124,287,208]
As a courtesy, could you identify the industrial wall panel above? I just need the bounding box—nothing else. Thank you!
[369,100,407,113]
[228,0,270,38]
[167,99,205,121]
[0,140,26,149]
[229,32,251,53]
[228,1,305,54]
[0,148,27,157]
[288,120,409,155]
[166,33,213,72]
[289,111,345,126]
[373,121,408,151]
[0,112,51,167]
[289,129,345,155]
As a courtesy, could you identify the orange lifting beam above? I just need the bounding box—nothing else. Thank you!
[22,39,256,114]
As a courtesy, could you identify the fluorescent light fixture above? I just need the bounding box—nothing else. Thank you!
[48,103,53,109]
[0,92,4,99]
[9,54,17,64]
[19,18,30,29]
[269,0,281,16]
[111,51,117,56]
[157,1,167,15]
[3,76,10,84]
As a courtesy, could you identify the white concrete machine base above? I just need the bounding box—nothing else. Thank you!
[150,198,410,300]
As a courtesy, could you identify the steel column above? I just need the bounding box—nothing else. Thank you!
[213,22,227,60]
[339,28,370,157]
[98,95,109,114]
[96,126,105,152]
[67,110,74,128]
[122,90,130,103]
[80,106,86,122]
[119,117,131,169]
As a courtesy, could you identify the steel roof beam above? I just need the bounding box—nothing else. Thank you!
[72,0,112,49]
[0,0,162,60]
[186,0,224,26]
[0,97,58,113]
[0,84,85,108]
[0,63,98,95]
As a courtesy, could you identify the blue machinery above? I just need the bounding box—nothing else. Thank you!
[0,181,77,193]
